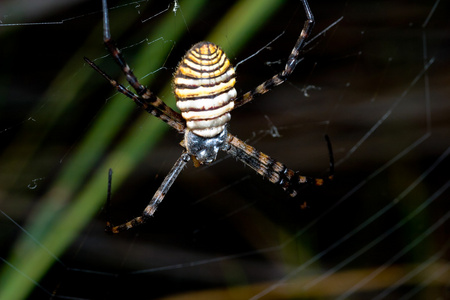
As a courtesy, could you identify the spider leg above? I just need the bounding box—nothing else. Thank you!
[100,0,184,124]
[105,152,190,233]
[84,57,185,133]
[225,133,333,198]
[234,0,314,109]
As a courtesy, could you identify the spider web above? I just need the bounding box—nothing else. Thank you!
[0,0,449,299]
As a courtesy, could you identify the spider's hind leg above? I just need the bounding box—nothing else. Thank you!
[283,134,334,197]
[225,133,333,199]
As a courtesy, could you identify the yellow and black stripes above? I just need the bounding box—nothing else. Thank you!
[174,42,237,137]
[226,134,332,197]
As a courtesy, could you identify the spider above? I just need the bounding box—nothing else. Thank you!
[84,0,334,234]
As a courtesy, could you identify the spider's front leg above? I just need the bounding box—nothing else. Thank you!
[225,134,333,198]
[99,0,184,125]
[105,152,190,233]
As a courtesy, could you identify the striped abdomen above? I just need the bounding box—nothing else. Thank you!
[174,42,236,138]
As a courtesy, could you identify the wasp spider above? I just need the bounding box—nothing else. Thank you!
[85,0,334,233]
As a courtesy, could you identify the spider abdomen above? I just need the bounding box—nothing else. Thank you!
[174,42,236,138]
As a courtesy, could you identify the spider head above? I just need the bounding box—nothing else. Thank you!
[184,129,228,164]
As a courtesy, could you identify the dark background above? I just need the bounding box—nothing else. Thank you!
[0,0,449,299]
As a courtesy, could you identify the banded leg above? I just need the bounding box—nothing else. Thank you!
[105,152,190,233]
[84,57,186,133]
[100,0,184,124]
[234,0,314,109]
[225,134,333,198]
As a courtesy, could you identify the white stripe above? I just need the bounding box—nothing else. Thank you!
[186,114,231,130]
[181,102,234,120]
[192,126,225,137]
[176,88,236,111]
